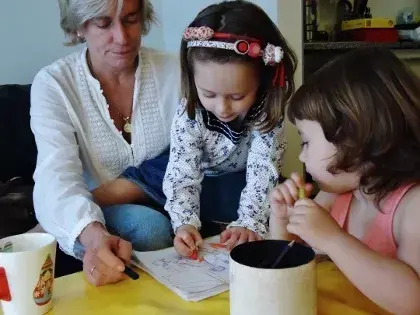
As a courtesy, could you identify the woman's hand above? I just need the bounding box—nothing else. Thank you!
[79,222,132,286]
[174,225,203,258]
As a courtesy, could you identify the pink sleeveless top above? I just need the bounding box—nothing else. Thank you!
[330,183,416,259]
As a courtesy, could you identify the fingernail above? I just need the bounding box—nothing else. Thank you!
[118,265,125,272]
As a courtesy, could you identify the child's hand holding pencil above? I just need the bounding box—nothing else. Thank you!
[270,172,312,210]
[268,172,312,240]
[174,225,203,258]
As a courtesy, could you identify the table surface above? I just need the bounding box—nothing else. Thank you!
[34,262,390,315]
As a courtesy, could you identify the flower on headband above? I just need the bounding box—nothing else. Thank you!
[262,44,284,66]
[183,26,214,41]
[183,26,284,67]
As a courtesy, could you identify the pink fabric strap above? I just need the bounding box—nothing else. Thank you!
[330,193,352,228]
[330,183,417,258]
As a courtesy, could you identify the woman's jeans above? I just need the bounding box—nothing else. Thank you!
[102,204,173,251]
[72,204,173,260]
[88,165,247,254]
[100,168,247,253]
[77,148,248,255]
[121,154,247,239]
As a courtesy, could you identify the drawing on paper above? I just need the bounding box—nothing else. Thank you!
[201,248,229,272]
[208,243,227,249]
[132,235,231,300]
[148,243,230,292]
[152,246,229,273]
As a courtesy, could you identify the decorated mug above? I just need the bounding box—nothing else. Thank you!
[0,233,56,315]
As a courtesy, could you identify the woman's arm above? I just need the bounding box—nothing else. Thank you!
[30,69,106,257]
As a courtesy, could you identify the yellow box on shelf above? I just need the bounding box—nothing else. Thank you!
[342,18,394,31]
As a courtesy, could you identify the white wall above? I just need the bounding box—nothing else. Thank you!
[0,0,302,175]
[0,0,277,85]
[278,0,304,177]
[0,1,79,84]
[149,0,278,52]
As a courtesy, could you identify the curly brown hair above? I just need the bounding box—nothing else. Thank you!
[288,47,420,203]
[180,0,297,132]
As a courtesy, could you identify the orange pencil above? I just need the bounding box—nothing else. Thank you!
[189,241,201,260]
[190,250,198,260]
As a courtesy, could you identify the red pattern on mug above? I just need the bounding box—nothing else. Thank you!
[33,254,54,306]
[0,268,11,302]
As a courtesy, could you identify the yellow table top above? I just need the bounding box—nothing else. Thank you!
[47,261,388,315]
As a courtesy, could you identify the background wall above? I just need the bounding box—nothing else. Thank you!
[0,1,79,84]
[0,0,276,84]
[150,0,277,52]
[0,0,303,176]
[0,0,417,176]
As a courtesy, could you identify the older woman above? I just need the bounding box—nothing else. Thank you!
[30,0,179,286]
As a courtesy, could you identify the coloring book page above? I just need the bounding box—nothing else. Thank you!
[132,235,230,301]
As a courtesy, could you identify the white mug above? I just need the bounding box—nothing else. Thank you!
[230,240,317,315]
[0,233,57,315]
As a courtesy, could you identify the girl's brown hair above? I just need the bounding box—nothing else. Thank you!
[180,0,297,132]
[289,47,420,202]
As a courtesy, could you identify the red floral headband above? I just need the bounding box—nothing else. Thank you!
[183,26,285,86]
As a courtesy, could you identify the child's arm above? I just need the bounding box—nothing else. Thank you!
[91,178,149,207]
[226,123,286,242]
[290,191,420,315]
[162,101,204,233]
[327,189,420,315]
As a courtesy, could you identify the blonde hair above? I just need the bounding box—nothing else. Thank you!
[58,0,156,45]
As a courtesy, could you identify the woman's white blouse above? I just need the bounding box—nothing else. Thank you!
[30,47,180,257]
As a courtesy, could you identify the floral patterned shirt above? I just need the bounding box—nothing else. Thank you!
[163,99,286,238]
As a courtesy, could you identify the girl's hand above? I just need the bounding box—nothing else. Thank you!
[270,172,313,218]
[174,225,203,257]
[269,173,312,240]
[220,227,262,250]
[287,198,344,253]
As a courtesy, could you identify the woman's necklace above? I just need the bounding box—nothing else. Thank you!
[87,52,133,134]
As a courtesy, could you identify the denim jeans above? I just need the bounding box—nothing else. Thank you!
[73,204,173,258]
[120,149,248,237]
[102,204,173,251]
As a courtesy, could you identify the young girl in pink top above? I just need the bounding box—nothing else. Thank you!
[270,47,420,315]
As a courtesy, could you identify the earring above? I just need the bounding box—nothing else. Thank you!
[77,32,83,38]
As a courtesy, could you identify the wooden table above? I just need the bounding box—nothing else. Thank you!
[43,262,389,314]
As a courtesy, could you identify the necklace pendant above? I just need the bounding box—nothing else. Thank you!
[123,121,132,133]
